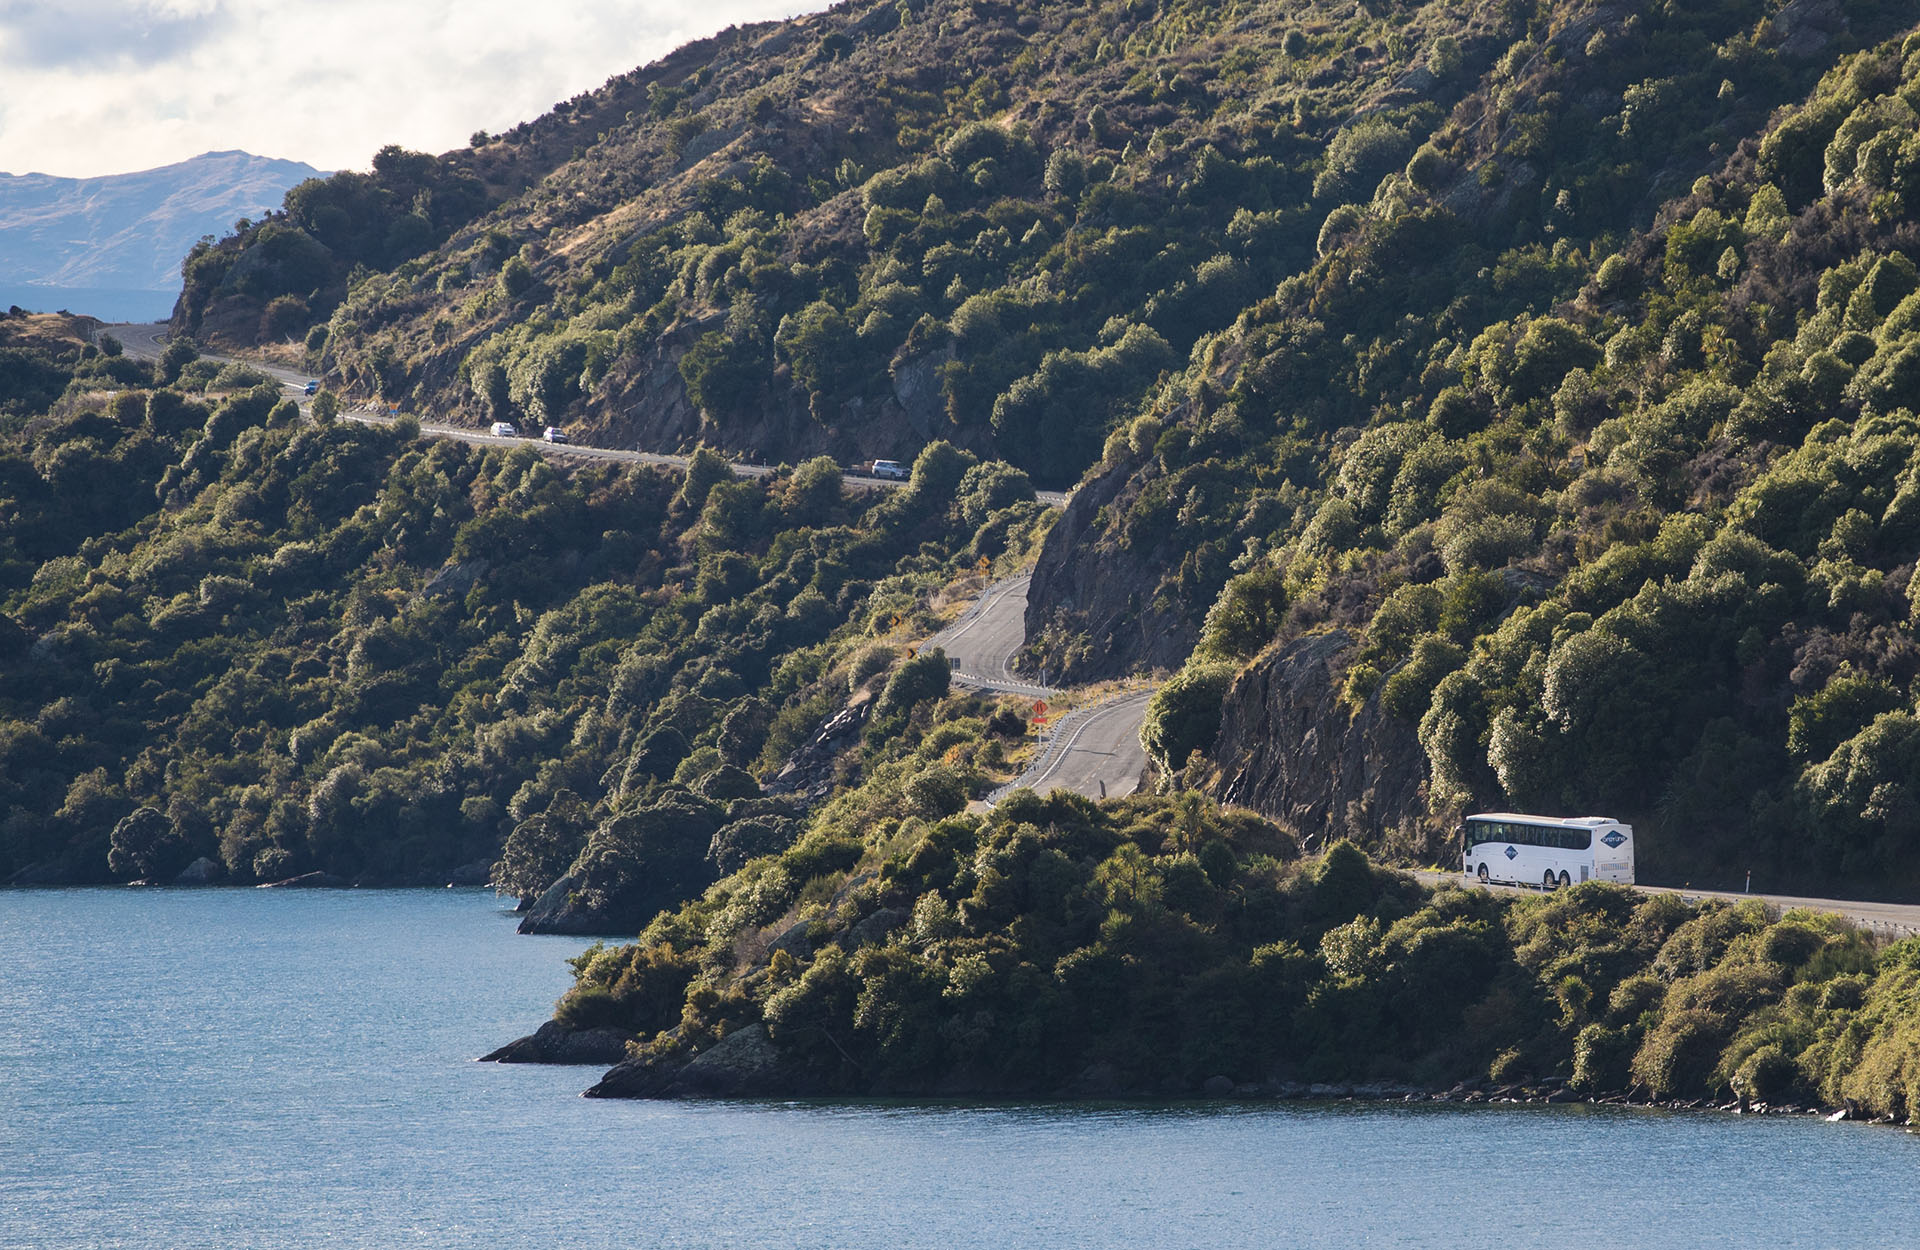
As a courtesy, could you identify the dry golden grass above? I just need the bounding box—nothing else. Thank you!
[0,311,98,353]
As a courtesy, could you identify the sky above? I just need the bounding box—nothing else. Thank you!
[0,0,826,179]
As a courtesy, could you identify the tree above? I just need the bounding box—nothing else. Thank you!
[494,813,578,900]
[774,300,858,400]
[1199,564,1288,659]
[955,460,1033,528]
[675,446,734,514]
[497,255,535,301]
[107,806,185,881]
[780,456,844,527]
[1142,662,1236,774]
[876,647,951,720]
[909,441,976,500]
[680,327,766,417]
[159,336,199,385]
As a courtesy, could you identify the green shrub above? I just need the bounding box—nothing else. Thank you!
[1142,662,1236,773]
[876,648,951,720]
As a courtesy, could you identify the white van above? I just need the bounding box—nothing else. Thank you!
[871,459,908,480]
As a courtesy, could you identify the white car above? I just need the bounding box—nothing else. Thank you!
[489,421,518,437]
[871,459,908,480]
[543,426,569,444]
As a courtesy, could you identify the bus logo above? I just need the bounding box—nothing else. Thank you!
[1505,845,1518,859]
[1602,831,1627,848]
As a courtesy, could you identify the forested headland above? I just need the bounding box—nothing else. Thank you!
[7,0,1920,1112]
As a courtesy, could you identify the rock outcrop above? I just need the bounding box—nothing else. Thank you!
[443,859,495,887]
[514,869,620,936]
[584,1023,801,1099]
[481,1020,633,1066]
[173,857,222,885]
[763,694,869,803]
[1024,459,1205,683]
[1212,630,1435,856]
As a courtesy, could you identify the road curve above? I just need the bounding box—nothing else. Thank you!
[108,323,1068,505]
[926,574,1052,696]
[1414,870,1920,939]
[925,573,1157,804]
[994,689,1156,804]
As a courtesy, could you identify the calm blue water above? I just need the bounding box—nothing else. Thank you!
[2,889,1915,1249]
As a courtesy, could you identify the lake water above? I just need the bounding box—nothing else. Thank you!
[2,888,1915,1249]
[0,285,178,324]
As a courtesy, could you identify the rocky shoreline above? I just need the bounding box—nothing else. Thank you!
[5,860,499,889]
[479,1022,1916,1128]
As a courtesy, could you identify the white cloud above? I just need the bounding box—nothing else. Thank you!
[0,0,823,177]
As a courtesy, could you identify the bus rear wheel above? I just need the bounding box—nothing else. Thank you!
[1476,864,1489,884]
[1558,870,1572,889]
[1543,870,1558,891]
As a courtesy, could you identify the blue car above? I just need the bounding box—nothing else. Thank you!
[302,381,318,396]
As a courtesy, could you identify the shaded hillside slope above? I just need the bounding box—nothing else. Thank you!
[0,318,1050,898]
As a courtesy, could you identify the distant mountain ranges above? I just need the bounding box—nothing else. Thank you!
[0,150,322,322]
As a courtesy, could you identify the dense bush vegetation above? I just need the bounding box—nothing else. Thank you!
[1042,9,1920,895]
[178,145,491,346]
[0,324,1046,892]
[560,788,1920,1118]
[25,0,1920,1108]
[182,0,1526,483]
[177,1,1920,895]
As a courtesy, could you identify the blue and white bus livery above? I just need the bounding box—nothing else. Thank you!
[1461,813,1635,889]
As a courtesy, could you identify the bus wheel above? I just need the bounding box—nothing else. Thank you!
[1543,870,1557,891]
[1476,864,1489,883]
[1558,870,1572,889]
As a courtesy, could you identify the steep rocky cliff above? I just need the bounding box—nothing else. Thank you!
[1023,457,1212,684]
[1212,630,1440,861]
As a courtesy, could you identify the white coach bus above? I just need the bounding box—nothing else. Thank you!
[1461,813,1635,889]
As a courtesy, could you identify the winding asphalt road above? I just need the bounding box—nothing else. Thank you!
[926,573,1051,695]
[991,689,1156,803]
[108,323,1070,505]
[926,573,1156,803]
